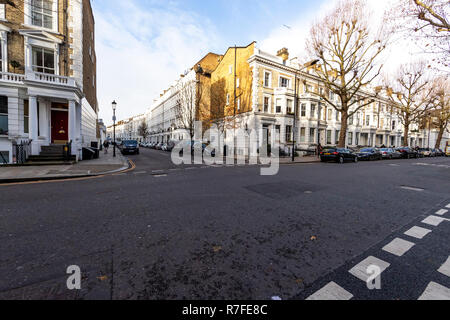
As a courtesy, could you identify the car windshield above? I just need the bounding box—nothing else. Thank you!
[380,148,390,152]
[322,148,336,153]
[360,148,373,152]
[124,140,138,146]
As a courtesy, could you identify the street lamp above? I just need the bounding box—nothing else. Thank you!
[292,59,320,162]
[112,100,117,157]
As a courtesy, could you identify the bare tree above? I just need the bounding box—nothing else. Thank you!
[392,0,449,69]
[137,120,149,141]
[429,76,450,148]
[305,0,388,147]
[384,61,433,146]
[174,69,205,143]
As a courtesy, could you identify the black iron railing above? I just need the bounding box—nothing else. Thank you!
[12,139,32,164]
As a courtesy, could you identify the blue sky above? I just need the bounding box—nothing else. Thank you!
[91,0,407,124]
[91,0,329,124]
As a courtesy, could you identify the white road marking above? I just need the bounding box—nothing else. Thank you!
[400,186,424,192]
[306,282,353,300]
[153,174,167,178]
[404,226,432,239]
[348,256,390,282]
[134,171,147,174]
[438,256,450,278]
[435,209,448,216]
[382,238,415,257]
[446,204,450,209]
[185,167,197,170]
[418,282,450,300]
[271,296,282,300]
[389,164,400,167]
[422,215,446,226]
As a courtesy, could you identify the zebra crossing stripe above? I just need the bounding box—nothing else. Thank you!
[418,282,450,300]
[382,238,415,257]
[306,282,353,300]
[435,209,448,216]
[438,256,450,278]
[422,215,446,226]
[404,226,432,239]
[348,256,390,282]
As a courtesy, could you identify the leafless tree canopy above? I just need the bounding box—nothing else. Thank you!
[391,0,449,69]
[384,61,434,146]
[429,76,450,148]
[305,0,388,147]
[137,120,149,140]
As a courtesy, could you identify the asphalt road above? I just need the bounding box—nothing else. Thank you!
[0,148,449,300]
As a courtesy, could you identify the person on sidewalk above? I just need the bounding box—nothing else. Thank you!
[317,143,323,157]
[103,140,110,154]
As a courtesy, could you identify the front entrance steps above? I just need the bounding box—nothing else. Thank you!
[26,144,76,165]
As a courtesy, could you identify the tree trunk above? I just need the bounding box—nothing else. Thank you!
[435,125,445,149]
[338,111,348,148]
[403,122,409,147]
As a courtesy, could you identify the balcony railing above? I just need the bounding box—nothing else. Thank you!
[26,71,77,87]
[0,72,25,83]
[0,71,78,88]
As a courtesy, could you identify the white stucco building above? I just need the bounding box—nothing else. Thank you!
[0,0,98,164]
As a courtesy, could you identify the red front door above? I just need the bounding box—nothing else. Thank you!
[51,110,68,144]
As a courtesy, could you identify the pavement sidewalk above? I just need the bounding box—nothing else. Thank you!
[279,156,321,164]
[0,150,130,183]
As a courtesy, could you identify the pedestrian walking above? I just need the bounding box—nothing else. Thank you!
[103,140,110,154]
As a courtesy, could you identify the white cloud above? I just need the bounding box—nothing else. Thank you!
[95,0,221,125]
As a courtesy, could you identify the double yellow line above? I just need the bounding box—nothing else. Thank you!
[0,159,136,187]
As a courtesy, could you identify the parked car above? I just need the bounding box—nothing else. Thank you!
[121,140,139,155]
[380,148,402,159]
[320,148,358,164]
[356,148,382,161]
[165,141,176,152]
[418,148,436,157]
[396,147,419,159]
[433,148,445,157]
[155,143,163,150]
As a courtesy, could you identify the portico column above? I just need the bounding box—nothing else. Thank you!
[68,100,77,155]
[29,96,39,155]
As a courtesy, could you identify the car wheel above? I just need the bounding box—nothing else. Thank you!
[353,156,358,163]
[339,156,344,164]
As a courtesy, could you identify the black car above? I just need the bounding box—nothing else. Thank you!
[320,148,358,163]
[396,147,418,159]
[356,148,382,161]
[121,140,140,155]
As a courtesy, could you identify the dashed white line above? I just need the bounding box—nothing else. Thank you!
[422,215,446,226]
[348,256,390,282]
[306,282,353,300]
[153,174,167,178]
[404,226,432,239]
[400,186,424,192]
[435,209,448,216]
[418,282,450,300]
[446,204,450,209]
[438,256,450,278]
[382,238,415,257]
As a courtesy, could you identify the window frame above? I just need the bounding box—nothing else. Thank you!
[263,71,271,88]
[279,76,290,88]
[0,95,8,136]
[29,0,57,31]
[31,46,56,74]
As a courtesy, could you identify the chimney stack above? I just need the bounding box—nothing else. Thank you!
[277,48,289,62]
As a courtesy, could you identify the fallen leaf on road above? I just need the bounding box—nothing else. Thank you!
[213,246,222,252]
[295,278,303,284]
[310,236,317,241]
[97,275,108,281]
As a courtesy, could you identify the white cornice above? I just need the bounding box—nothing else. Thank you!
[18,29,63,44]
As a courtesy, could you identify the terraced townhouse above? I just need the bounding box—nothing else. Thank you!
[0,0,98,164]
[142,42,449,153]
